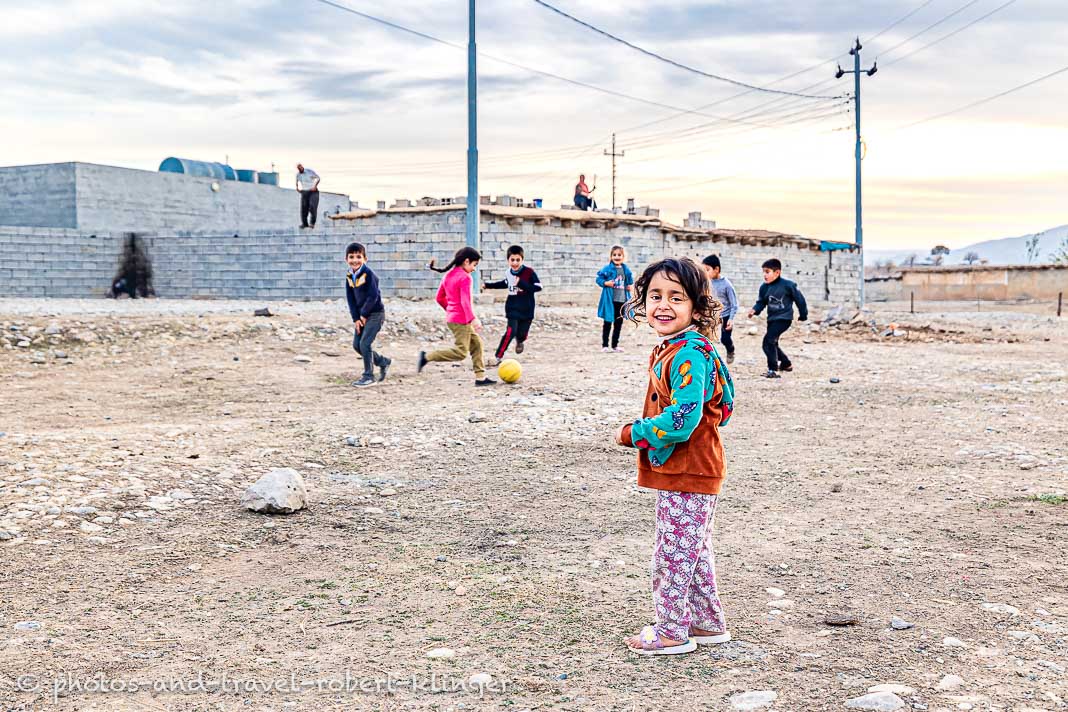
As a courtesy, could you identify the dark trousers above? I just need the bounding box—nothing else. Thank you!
[353,311,388,377]
[720,320,735,354]
[762,319,792,371]
[574,194,596,211]
[300,190,320,227]
[495,317,533,359]
[602,301,625,348]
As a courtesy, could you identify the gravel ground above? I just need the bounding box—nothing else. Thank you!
[1,299,1065,712]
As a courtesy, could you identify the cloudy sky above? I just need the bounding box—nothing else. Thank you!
[4,0,1066,249]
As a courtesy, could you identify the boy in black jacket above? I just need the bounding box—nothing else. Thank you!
[345,242,391,388]
[748,258,808,379]
[483,245,542,360]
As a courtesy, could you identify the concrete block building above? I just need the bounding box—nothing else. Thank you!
[0,161,350,233]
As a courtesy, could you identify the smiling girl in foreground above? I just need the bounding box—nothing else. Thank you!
[615,257,735,655]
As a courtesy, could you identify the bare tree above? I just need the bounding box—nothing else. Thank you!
[963,251,981,265]
[931,254,945,266]
[1026,234,1042,263]
[1052,236,1068,265]
[903,253,919,267]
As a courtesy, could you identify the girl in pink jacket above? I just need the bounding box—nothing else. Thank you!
[417,247,496,387]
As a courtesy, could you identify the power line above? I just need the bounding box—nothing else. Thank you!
[310,0,800,129]
[884,0,1018,67]
[876,0,985,60]
[864,0,939,45]
[531,0,839,99]
[897,63,1068,130]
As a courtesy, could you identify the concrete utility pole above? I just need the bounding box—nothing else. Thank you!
[465,0,479,259]
[836,38,876,308]
[604,133,624,212]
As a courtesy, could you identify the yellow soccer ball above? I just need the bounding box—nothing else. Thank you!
[497,359,522,384]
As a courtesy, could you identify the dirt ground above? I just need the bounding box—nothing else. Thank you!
[1,298,1066,712]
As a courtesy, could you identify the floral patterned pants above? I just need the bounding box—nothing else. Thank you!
[651,490,726,642]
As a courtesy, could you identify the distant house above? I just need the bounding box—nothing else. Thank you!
[898,264,1068,301]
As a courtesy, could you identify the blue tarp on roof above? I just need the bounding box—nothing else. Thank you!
[819,240,855,252]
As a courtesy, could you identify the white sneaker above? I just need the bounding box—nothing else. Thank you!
[601,346,612,353]
[613,347,625,353]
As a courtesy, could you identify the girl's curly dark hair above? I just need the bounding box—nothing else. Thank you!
[625,257,721,337]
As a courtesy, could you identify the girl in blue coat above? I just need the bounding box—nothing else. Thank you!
[596,245,634,352]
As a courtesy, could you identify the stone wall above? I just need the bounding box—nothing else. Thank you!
[0,162,350,233]
[0,209,861,309]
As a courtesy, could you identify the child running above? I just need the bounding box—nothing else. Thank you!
[596,245,634,353]
[701,254,738,364]
[345,242,391,388]
[747,258,808,379]
[614,257,735,656]
[418,247,497,387]
[483,245,542,359]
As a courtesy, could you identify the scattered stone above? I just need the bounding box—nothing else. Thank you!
[935,674,964,691]
[254,307,273,317]
[435,555,447,562]
[187,563,202,572]
[454,585,468,596]
[20,477,51,487]
[1037,660,1065,673]
[825,614,859,626]
[368,436,386,447]
[345,436,361,447]
[1006,630,1039,642]
[844,692,905,711]
[293,355,312,363]
[425,648,455,659]
[766,587,786,598]
[830,377,841,384]
[79,521,104,534]
[44,324,62,335]
[831,482,843,493]
[0,530,15,541]
[241,468,308,514]
[942,636,966,648]
[167,489,195,501]
[890,617,914,630]
[468,411,488,423]
[378,488,397,496]
[556,673,568,680]
[981,602,1019,616]
[868,684,915,696]
[15,621,42,632]
[729,690,778,711]
[363,507,384,514]
[53,351,68,359]
[767,599,794,609]
[468,673,493,688]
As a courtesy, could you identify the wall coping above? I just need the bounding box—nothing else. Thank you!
[330,205,856,252]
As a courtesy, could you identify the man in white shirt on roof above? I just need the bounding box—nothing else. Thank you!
[296,163,321,229]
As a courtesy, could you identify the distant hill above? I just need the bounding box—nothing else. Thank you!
[865,224,1067,266]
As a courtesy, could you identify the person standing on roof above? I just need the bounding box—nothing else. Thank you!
[296,163,321,229]
[574,174,597,211]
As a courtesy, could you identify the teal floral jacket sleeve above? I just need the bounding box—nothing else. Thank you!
[630,342,709,449]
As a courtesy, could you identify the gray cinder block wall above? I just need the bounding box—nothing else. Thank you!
[0,209,860,308]
[0,162,350,233]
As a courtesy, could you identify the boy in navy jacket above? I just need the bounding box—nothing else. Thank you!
[483,245,542,359]
[345,242,391,387]
[748,258,808,379]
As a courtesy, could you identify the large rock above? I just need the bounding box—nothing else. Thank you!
[844,692,905,711]
[730,691,778,710]
[241,468,307,514]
